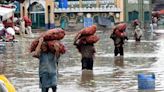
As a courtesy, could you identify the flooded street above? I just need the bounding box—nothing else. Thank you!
[1,28,164,92]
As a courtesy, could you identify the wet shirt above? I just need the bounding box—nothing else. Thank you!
[39,52,58,88]
[134,28,143,38]
[79,44,95,58]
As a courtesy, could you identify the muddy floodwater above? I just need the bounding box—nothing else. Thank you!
[0,28,164,92]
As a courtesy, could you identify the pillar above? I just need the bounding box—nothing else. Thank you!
[45,0,55,29]
[96,0,99,8]
[115,0,124,22]
[20,1,28,18]
[79,0,82,8]
[139,0,144,27]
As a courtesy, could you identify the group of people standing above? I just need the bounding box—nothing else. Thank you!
[0,16,32,42]
[15,16,33,36]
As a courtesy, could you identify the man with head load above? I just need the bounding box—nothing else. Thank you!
[110,23,128,56]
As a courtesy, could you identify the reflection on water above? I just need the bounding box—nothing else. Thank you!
[114,56,124,68]
[138,89,156,92]
[0,28,164,92]
[80,70,95,87]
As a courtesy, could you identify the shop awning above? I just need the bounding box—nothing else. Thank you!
[0,6,15,21]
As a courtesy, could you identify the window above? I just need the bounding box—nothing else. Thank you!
[144,11,150,21]
[128,11,139,22]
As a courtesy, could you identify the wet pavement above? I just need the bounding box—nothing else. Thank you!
[0,28,164,92]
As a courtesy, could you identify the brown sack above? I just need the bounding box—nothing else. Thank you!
[30,40,66,54]
[30,40,39,52]
[75,35,99,45]
[81,25,97,35]
[47,40,66,54]
[116,23,127,32]
[43,28,65,41]
[86,35,99,44]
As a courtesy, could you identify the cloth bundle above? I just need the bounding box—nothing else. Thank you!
[30,28,66,54]
[74,25,99,46]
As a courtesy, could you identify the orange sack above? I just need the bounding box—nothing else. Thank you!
[74,25,98,45]
[30,28,65,53]
[43,28,65,41]
[85,35,99,44]
[47,41,66,54]
[116,23,127,32]
[30,40,66,54]
[81,25,97,36]
[75,35,99,45]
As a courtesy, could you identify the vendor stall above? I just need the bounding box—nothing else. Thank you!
[0,6,16,27]
[0,6,15,21]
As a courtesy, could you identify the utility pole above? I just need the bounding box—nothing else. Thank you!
[79,0,82,8]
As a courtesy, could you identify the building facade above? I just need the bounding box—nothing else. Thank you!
[153,0,164,11]
[20,0,124,29]
[124,0,152,27]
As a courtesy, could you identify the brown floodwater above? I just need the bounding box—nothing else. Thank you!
[0,28,164,92]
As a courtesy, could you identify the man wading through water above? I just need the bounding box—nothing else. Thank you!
[110,23,128,56]
[32,38,58,92]
[77,43,96,70]
[74,25,98,70]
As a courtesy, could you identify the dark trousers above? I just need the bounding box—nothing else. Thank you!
[114,46,124,56]
[81,57,93,70]
[135,36,141,42]
[42,86,57,92]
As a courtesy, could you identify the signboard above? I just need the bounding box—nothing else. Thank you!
[144,0,149,4]
[14,1,20,13]
[59,0,68,8]
[84,17,93,28]
[128,0,138,4]
[99,0,115,3]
